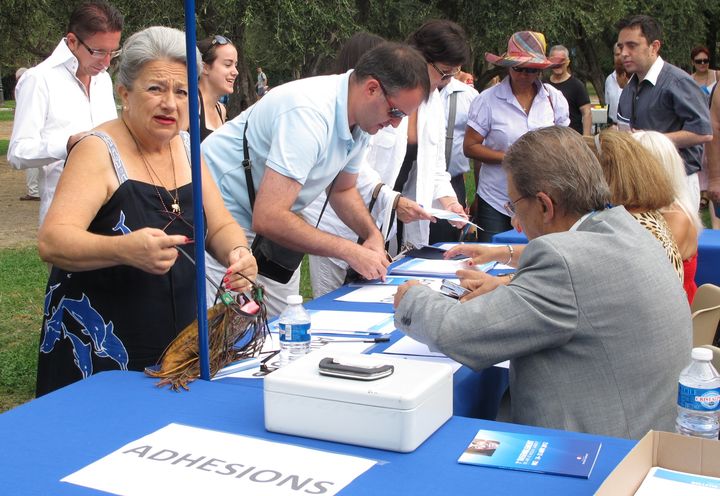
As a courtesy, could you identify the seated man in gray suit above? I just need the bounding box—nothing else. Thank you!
[393,126,691,439]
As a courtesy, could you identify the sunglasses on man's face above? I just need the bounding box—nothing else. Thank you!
[511,66,541,74]
[694,58,709,65]
[375,78,407,119]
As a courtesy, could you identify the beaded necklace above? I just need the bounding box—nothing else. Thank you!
[122,118,181,214]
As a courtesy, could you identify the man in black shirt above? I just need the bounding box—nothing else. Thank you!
[546,45,591,135]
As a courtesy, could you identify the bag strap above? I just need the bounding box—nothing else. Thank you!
[542,83,555,115]
[444,91,458,170]
[242,118,333,228]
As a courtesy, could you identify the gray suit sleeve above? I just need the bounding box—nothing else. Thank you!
[394,238,580,370]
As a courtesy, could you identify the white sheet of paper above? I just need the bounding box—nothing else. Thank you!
[270,310,395,336]
[62,423,376,496]
[336,279,445,303]
[215,336,376,380]
[426,207,481,229]
[390,258,495,277]
[383,336,446,358]
[370,352,463,373]
[434,244,518,270]
[335,285,399,304]
[382,337,509,370]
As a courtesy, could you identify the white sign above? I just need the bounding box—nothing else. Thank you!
[62,423,376,496]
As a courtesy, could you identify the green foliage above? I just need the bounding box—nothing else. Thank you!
[0,139,8,156]
[245,0,360,79]
[300,255,312,301]
[0,247,46,412]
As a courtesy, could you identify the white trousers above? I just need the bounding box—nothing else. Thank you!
[687,172,700,213]
[25,168,39,196]
[308,255,347,299]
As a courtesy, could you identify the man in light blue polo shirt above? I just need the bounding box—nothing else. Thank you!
[203,42,430,315]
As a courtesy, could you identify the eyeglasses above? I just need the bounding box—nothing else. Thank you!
[511,66,541,74]
[503,195,530,216]
[430,61,461,80]
[694,58,709,65]
[375,78,407,119]
[73,33,121,59]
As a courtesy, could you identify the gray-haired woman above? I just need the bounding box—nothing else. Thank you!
[36,26,256,396]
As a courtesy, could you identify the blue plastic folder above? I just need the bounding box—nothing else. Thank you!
[458,429,602,478]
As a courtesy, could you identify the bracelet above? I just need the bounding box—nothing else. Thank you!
[231,245,252,255]
[505,244,514,265]
[392,194,402,210]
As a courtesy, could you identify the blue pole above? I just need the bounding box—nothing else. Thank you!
[183,0,211,380]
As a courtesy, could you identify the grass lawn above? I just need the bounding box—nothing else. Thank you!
[0,247,45,412]
[0,140,8,156]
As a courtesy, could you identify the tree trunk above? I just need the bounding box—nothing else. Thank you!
[575,24,606,105]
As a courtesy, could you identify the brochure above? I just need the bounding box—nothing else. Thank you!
[458,429,602,479]
[634,467,720,496]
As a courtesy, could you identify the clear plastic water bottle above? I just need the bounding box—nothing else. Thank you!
[277,294,311,367]
[675,347,720,439]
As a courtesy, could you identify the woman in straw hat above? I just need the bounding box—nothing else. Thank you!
[464,31,570,241]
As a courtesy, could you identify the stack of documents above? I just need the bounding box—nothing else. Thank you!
[390,258,496,278]
[270,310,396,336]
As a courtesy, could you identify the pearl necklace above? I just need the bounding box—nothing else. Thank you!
[122,118,181,215]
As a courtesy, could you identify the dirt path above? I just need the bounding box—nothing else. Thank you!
[0,121,40,249]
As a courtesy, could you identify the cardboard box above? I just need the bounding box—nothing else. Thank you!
[596,430,720,495]
[264,350,453,452]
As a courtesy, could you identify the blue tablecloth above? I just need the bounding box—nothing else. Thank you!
[492,228,720,286]
[697,229,720,287]
[492,229,528,244]
[0,371,635,495]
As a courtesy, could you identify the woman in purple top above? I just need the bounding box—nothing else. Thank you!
[464,31,569,241]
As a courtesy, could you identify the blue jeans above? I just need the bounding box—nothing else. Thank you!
[473,195,512,242]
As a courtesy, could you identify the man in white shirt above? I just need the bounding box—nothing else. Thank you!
[429,74,479,243]
[604,44,628,125]
[8,0,123,226]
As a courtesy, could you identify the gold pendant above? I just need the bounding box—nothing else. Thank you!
[171,203,180,214]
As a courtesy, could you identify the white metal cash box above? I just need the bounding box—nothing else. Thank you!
[264,350,453,452]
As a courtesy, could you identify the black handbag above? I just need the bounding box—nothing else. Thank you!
[250,235,304,284]
[242,118,332,283]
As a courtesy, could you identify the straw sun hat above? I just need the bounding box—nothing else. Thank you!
[485,31,564,69]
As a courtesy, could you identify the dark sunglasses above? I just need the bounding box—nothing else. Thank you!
[430,61,460,81]
[211,35,230,47]
[694,58,709,65]
[511,66,541,74]
[375,78,407,119]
